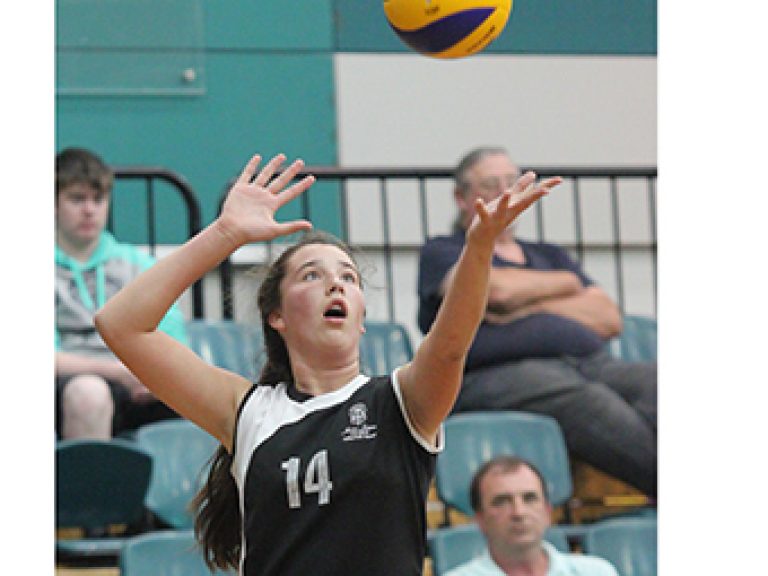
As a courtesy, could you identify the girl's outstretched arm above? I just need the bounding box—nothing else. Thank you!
[397,173,563,444]
[95,154,314,451]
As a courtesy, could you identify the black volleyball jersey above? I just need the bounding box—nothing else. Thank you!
[230,372,443,576]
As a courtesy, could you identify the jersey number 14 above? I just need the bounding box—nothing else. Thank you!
[281,450,333,509]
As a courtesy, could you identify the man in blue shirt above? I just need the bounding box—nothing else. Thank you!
[418,147,656,496]
[445,456,619,576]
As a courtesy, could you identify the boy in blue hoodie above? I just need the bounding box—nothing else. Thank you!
[55,147,187,439]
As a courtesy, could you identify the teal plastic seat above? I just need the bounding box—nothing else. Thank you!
[188,318,414,381]
[120,529,232,575]
[56,438,153,565]
[186,319,264,381]
[436,411,573,517]
[359,320,414,375]
[609,315,657,362]
[136,419,219,529]
[429,523,569,576]
[582,517,657,576]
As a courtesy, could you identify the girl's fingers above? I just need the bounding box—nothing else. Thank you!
[252,153,287,187]
[511,171,537,194]
[277,175,316,206]
[276,219,314,236]
[269,158,305,193]
[236,154,262,185]
[474,198,490,222]
[541,176,563,189]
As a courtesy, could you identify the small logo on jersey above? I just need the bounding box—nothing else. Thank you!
[342,402,378,441]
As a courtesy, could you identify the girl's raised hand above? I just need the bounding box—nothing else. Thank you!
[468,171,563,244]
[217,153,314,247]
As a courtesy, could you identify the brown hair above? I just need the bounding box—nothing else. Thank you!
[192,231,360,571]
[469,455,550,512]
[55,147,113,197]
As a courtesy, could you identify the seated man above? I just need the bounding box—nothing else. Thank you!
[418,147,656,496]
[445,455,619,576]
[55,147,188,439]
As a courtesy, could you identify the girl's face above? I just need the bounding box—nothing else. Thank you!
[268,243,365,353]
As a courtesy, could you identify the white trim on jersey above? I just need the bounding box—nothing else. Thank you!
[229,370,443,574]
[231,374,370,501]
[391,367,445,454]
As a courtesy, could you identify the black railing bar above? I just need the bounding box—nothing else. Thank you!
[293,166,657,179]
[112,166,202,235]
[535,195,546,243]
[648,177,658,313]
[287,242,657,253]
[113,166,204,318]
[146,177,157,257]
[417,177,430,240]
[572,178,585,263]
[339,180,350,243]
[379,177,396,322]
[609,176,626,313]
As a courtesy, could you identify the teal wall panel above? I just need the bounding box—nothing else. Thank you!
[57,0,203,48]
[335,0,656,55]
[57,52,338,242]
[204,1,334,50]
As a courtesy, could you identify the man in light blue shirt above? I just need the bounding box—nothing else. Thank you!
[445,456,618,576]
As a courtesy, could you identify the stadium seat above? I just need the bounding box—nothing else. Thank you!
[429,522,570,575]
[56,438,153,566]
[186,319,264,381]
[582,517,657,576]
[609,315,657,362]
[359,320,414,375]
[187,318,414,383]
[436,411,573,517]
[120,529,232,575]
[136,419,219,529]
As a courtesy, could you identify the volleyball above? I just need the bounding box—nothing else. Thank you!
[383,0,513,59]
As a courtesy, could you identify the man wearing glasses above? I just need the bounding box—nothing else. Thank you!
[417,147,657,497]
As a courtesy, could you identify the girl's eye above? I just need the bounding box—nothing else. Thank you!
[303,270,320,281]
[342,272,358,284]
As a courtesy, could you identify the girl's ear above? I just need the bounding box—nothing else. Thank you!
[268,309,285,332]
[360,323,366,334]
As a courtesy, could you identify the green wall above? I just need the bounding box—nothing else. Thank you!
[56,0,339,242]
[336,0,657,55]
[56,0,656,242]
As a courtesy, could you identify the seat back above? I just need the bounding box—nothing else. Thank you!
[120,529,229,575]
[56,438,153,530]
[610,315,657,362]
[582,517,657,576]
[186,319,264,381]
[429,523,570,576]
[359,320,414,375]
[136,419,219,529]
[436,412,572,515]
[188,319,414,382]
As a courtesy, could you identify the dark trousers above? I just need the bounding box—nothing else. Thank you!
[454,348,657,496]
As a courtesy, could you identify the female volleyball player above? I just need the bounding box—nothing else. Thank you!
[95,153,561,575]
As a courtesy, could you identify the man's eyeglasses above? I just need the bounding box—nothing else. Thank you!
[465,174,520,194]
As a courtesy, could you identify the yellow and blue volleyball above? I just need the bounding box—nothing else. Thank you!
[383,0,513,59]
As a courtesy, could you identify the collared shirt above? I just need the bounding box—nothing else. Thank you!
[444,540,619,576]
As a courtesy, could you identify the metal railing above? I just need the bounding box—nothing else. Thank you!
[217,166,657,323]
[112,166,204,318]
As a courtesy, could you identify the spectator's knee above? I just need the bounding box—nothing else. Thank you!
[61,375,114,439]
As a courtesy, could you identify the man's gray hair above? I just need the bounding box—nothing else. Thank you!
[454,146,510,191]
